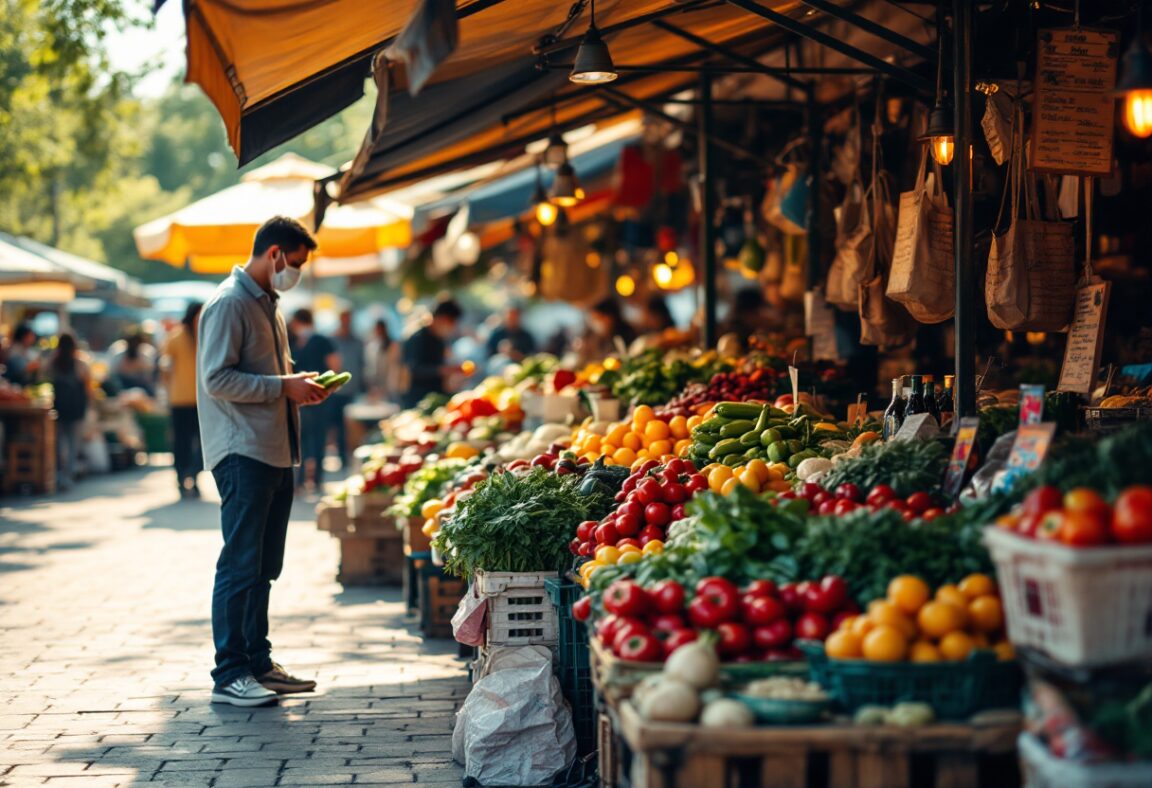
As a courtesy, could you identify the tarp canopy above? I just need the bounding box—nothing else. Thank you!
[183,0,801,165]
[0,232,147,307]
[133,152,412,275]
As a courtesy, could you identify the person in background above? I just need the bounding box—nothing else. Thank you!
[641,294,676,334]
[719,288,778,345]
[402,298,462,408]
[111,330,157,395]
[198,215,329,707]
[162,303,204,499]
[329,310,364,469]
[47,332,90,491]
[575,298,636,365]
[289,308,340,492]
[4,323,39,386]
[366,319,404,402]
[485,306,536,364]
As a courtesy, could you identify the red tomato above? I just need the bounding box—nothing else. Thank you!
[634,478,662,505]
[650,579,686,614]
[744,579,778,598]
[665,458,689,475]
[920,507,945,522]
[595,614,623,645]
[1023,485,1064,517]
[753,619,793,650]
[578,542,595,557]
[716,622,752,657]
[812,491,832,508]
[818,500,836,516]
[617,501,643,520]
[661,482,689,504]
[866,484,897,505]
[616,538,642,550]
[569,538,582,555]
[572,596,592,622]
[794,612,830,641]
[617,631,663,662]
[611,617,650,653]
[1016,511,1043,538]
[644,502,671,527]
[1112,486,1152,544]
[638,526,665,545]
[741,595,787,625]
[662,628,699,657]
[834,483,862,502]
[670,504,687,521]
[906,492,934,514]
[594,522,618,544]
[650,613,686,633]
[803,576,848,614]
[685,474,709,494]
[615,512,641,537]
[1037,511,1065,541]
[621,475,638,494]
[1060,510,1111,547]
[778,583,805,614]
[1064,488,1112,521]
[833,499,859,516]
[576,520,597,541]
[637,459,661,476]
[603,581,651,618]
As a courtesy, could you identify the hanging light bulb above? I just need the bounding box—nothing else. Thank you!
[531,164,558,226]
[1117,31,1152,138]
[544,131,568,167]
[550,161,582,207]
[615,274,636,297]
[653,263,674,289]
[920,16,955,165]
[570,0,617,84]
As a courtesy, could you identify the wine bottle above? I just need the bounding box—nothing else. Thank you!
[938,375,955,421]
[882,377,906,440]
[923,374,941,425]
[904,375,927,418]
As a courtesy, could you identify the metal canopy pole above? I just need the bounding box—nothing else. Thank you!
[952,0,975,418]
[725,0,933,95]
[797,0,936,61]
[651,19,808,91]
[806,84,822,290]
[699,73,718,349]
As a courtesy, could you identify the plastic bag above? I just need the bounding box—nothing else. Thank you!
[451,580,488,647]
[452,646,576,785]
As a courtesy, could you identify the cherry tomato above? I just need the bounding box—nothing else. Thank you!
[634,478,662,505]
[1112,485,1152,544]
[661,482,689,504]
[716,622,752,657]
[866,484,897,505]
[650,579,686,614]
[741,595,786,625]
[670,504,687,521]
[834,483,862,502]
[572,596,592,622]
[744,579,778,598]
[906,492,934,514]
[615,512,641,537]
[753,619,793,650]
[794,612,830,641]
[644,502,671,527]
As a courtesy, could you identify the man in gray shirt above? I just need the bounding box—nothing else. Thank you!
[197,216,331,707]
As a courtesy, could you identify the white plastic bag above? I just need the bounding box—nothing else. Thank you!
[452,646,576,785]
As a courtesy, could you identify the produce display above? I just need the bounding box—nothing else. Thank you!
[995,484,1152,546]
[655,369,780,420]
[685,400,850,472]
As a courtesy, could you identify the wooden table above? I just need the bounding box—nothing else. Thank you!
[0,402,56,495]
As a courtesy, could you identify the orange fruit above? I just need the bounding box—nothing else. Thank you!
[745,459,771,484]
[869,601,918,639]
[825,630,864,659]
[720,477,740,496]
[686,415,703,431]
[617,551,643,565]
[887,575,931,615]
[632,405,655,429]
[674,439,692,456]
[612,447,637,466]
[669,415,690,440]
[935,584,969,610]
[993,641,1016,661]
[606,424,628,447]
[708,465,734,491]
[623,432,643,451]
[862,625,909,662]
[917,601,968,639]
[738,468,761,492]
[939,631,977,661]
[644,419,671,441]
[648,440,673,457]
[958,574,997,600]
[837,615,858,632]
[910,640,943,663]
[850,616,876,639]
[594,546,621,564]
[968,596,1004,633]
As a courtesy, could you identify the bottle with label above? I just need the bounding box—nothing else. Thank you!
[923,374,941,425]
[938,375,955,423]
[904,375,927,419]
[882,377,906,440]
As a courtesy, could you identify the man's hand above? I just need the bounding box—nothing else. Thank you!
[282,372,329,405]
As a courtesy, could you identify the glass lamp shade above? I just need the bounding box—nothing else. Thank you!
[544,133,568,167]
[1118,37,1152,138]
[570,26,618,85]
[550,162,581,207]
[920,102,955,165]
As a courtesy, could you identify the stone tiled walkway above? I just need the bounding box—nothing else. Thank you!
[0,463,470,786]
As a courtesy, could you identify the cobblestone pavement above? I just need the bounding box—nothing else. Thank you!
[0,463,470,787]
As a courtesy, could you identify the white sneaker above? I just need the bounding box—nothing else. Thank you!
[211,674,279,707]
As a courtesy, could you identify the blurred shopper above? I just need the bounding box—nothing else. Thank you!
[289,308,340,491]
[47,333,90,491]
[641,294,676,334]
[402,298,462,408]
[329,310,364,468]
[485,305,536,363]
[4,323,39,386]
[366,319,403,401]
[198,216,329,707]
[162,303,203,499]
[111,330,157,395]
[575,298,635,365]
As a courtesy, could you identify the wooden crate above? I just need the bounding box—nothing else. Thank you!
[610,700,1021,788]
[315,500,349,534]
[400,515,433,555]
[336,532,404,586]
[419,564,467,639]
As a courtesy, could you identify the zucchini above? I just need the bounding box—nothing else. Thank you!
[722,453,746,467]
[759,427,783,447]
[708,438,744,459]
[714,402,765,419]
[720,420,756,438]
[739,430,761,447]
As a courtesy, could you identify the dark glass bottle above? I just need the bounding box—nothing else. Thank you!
[904,375,927,419]
[938,375,955,421]
[882,377,906,440]
[923,374,941,425]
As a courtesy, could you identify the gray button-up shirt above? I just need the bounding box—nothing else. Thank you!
[196,266,299,470]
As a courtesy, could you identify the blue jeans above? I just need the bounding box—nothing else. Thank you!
[210,454,294,686]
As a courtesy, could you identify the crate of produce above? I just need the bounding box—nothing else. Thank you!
[346,489,394,519]
[1018,732,1152,788]
[337,533,404,586]
[546,577,595,755]
[608,698,1020,788]
[1083,406,1152,436]
[419,562,467,639]
[801,642,1017,720]
[984,528,1152,665]
[476,570,558,647]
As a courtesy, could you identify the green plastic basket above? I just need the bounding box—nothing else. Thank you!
[798,640,1019,720]
[545,577,595,755]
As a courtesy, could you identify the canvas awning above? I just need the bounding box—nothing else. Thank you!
[183,0,802,165]
[0,236,85,304]
[0,232,147,307]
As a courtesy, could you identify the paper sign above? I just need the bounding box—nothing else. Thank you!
[944,417,981,498]
[804,290,841,361]
[1058,281,1111,394]
[1007,423,1057,475]
[1019,384,1046,426]
[893,413,940,442]
[1031,28,1119,176]
[847,395,868,427]
[789,366,799,406]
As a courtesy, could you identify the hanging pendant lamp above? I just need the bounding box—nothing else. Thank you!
[570,0,617,85]
[550,160,582,207]
[1117,16,1152,138]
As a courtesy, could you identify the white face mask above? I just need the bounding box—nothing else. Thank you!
[271,252,302,291]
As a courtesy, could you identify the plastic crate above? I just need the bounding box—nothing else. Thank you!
[984,528,1152,666]
[477,570,558,647]
[419,563,466,639]
[1018,733,1152,788]
[546,577,595,755]
[800,641,1015,720]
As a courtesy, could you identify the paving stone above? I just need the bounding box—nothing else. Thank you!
[276,771,358,785]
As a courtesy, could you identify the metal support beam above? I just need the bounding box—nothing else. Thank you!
[952,0,975,419]
[797,0,935,61]
[699,73,718,350]
[725,0,933,95]
[599,87,771,166]
[805,84,822,291]
[541,62,878,76]
[651,19,807,91]
[534,0,712,56]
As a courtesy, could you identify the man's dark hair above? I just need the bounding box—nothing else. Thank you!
[432,299,463,321]
[13,323,34,344]
[252,216,317,256]
[291,308,315,326]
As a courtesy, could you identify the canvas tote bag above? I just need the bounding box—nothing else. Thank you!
[886,150,955,323]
